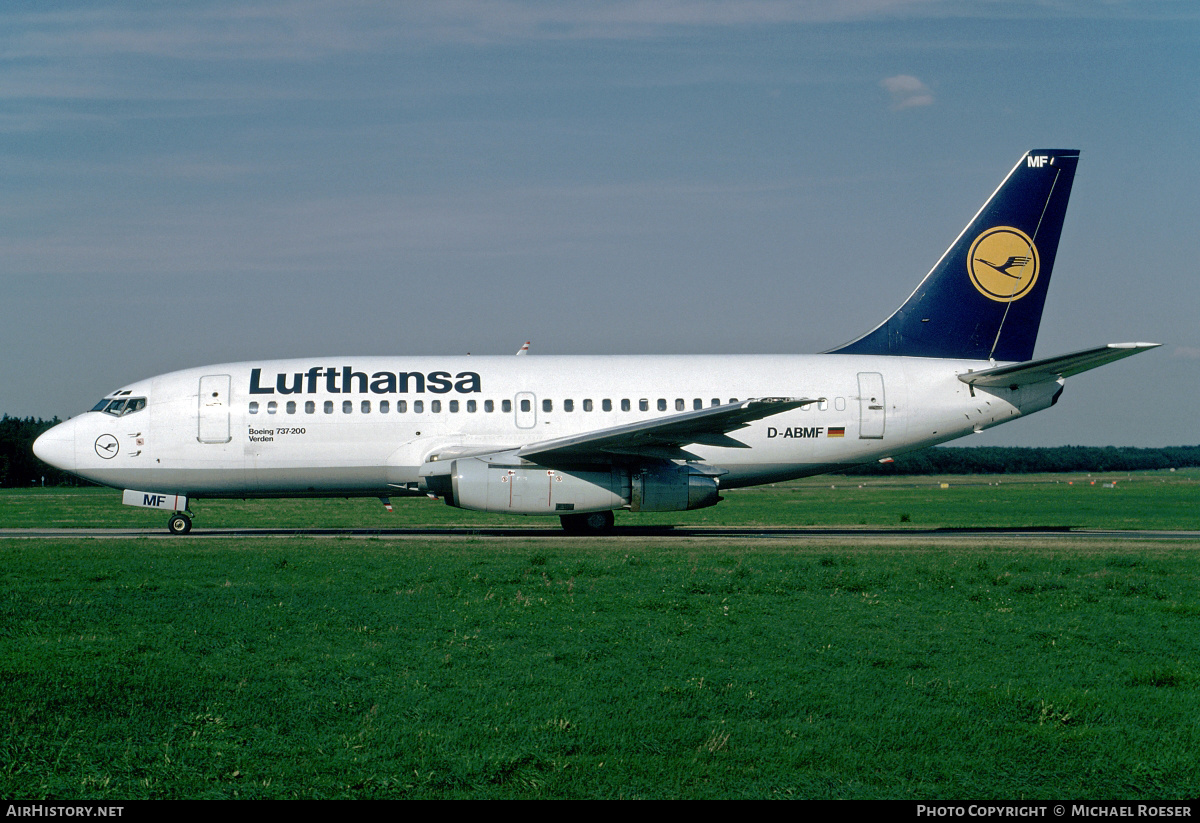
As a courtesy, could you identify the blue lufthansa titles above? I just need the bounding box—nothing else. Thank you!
[249,367,481,395]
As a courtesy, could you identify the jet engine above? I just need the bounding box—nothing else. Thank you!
[420,456,720,515]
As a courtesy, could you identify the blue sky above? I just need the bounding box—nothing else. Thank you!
[3,1,1197,446]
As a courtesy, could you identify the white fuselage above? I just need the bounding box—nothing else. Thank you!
[35,353,1062,500]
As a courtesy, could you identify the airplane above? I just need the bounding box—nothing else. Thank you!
[32,149,1158,535]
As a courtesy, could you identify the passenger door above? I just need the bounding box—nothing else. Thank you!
[857,372,886,439]
[198,374,232,444]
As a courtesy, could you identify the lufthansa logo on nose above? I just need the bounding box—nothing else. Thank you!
[967,226,1040,302]
[95,434,119,459]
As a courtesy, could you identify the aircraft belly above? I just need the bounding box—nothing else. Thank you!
[247,449,390,495]
[244,465,391,496]
[83,465,392,498]
[714,462,848,489]
[74,466,247,496]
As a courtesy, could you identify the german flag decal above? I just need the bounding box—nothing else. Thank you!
[827,427,846,438]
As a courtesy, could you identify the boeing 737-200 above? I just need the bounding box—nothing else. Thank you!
[33,150,1158,534]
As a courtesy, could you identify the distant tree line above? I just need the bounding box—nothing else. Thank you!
[3,413,1199,488]
[836,445,1200,476]
[1,416,91,488]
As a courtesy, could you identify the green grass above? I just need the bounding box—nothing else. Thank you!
[2,536,1200,799]
[3,468,1199,531]
[2,475,1199,798]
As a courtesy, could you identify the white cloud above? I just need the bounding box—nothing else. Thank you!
[881,74,934,110]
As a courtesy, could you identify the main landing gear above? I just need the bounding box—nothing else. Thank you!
[559,510,615,535]
[168,512,193,535]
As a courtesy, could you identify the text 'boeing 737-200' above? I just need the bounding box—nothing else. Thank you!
[33,150,1158,534]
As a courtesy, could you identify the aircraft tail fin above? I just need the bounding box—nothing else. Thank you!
[829,150,1080,362]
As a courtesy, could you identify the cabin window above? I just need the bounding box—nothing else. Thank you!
[583,399,593,412]
[621,399,630,412]
[397,400,407,413]
[818,399,828,411]
[449,400,459,413]
[602,399,612,412]
[835,397,846,411]
[564,399,574,412]
[503,399,512,413]
[520,399,531,413]
[675,399,685,411]
[484,400,494,412]
[286,401,296,414]
[361,400,371,413]
[711,398,720,407]
[267,401,278,414]
[413,400,423,413]
[657,399,667,411]
[467,400,476,413]
[305,400,315,414]
[693,399,702,410]
[543,399,553,413]
[324,401,334,414]
[639,399,649,412]
[249,402,259,414]
[380,400,389,413]
[431,400,441,413]
[343,400,352,414]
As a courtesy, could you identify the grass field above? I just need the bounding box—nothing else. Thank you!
[3,468,1199,531]
[2,474,1199,799]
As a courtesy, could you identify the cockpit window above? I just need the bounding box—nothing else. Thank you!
[92,397,146,416]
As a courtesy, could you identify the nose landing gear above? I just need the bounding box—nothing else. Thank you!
[168,512,193,535]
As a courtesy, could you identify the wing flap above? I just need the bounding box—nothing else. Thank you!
[958,342,1160,388]
[517,396,818,463]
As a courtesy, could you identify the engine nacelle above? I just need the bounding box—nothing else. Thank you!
[631,465,720,512]
[420,457,721,515]
[425,457,627,515]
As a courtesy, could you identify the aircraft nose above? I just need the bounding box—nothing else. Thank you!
[33,420,76,472]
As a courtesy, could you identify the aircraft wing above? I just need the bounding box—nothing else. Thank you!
[958,342,1160,388]
[515,397,819,463]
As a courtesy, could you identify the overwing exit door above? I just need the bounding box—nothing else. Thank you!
[514,392,537,429]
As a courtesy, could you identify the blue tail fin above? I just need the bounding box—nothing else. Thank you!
[829,150,1080,362]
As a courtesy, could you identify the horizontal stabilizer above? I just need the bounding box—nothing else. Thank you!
[958,343,1160,388]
